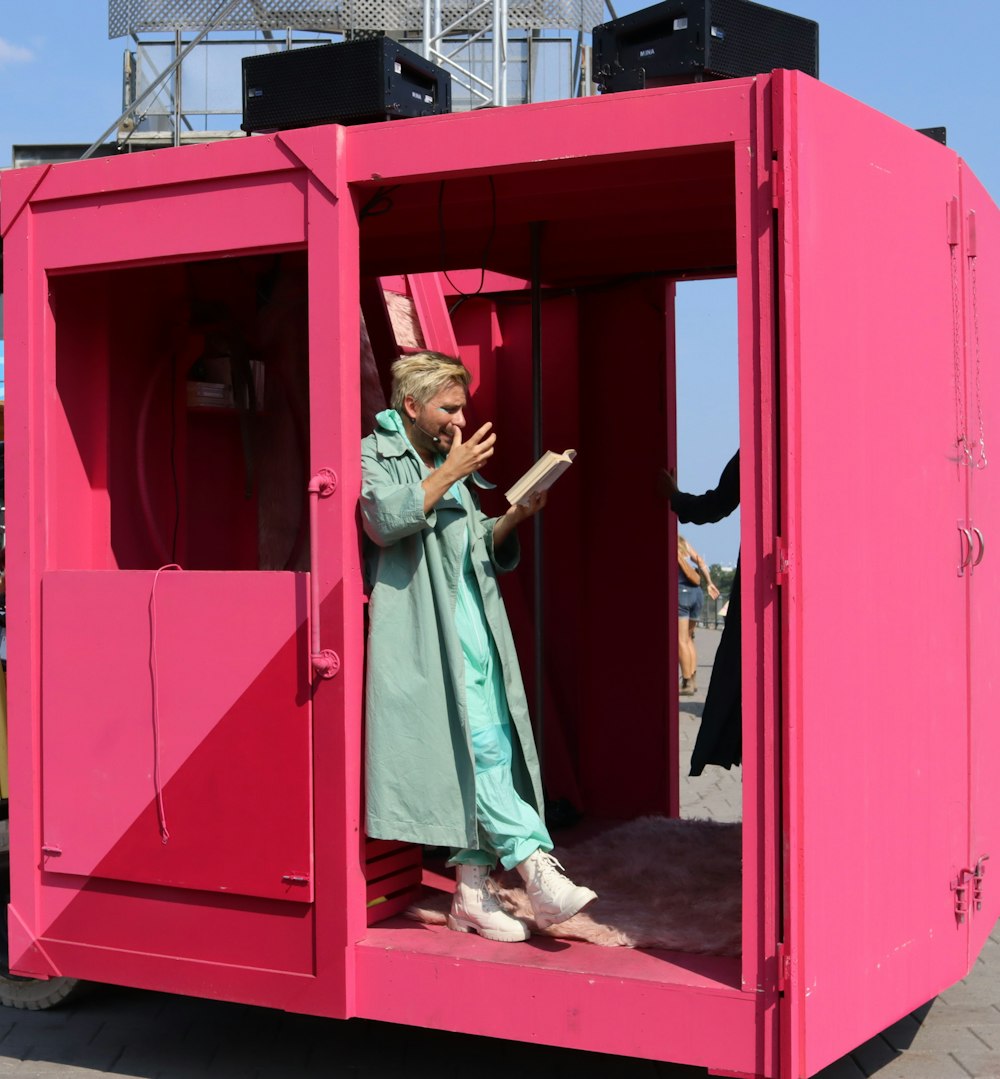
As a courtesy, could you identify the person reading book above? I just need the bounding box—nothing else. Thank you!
[360,351,597,943]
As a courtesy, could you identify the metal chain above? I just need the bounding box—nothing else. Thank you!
[952,245,973,467]
[970,255,988,469]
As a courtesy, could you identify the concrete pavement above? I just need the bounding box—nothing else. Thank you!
[0,627,997,1077]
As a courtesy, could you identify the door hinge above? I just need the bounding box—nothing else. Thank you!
[771,159,784,210]
[775,537,790,585]
[947,196,960,247]
[776,941,791,992]
[952,855,990,923]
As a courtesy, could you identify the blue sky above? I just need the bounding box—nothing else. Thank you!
[1,1,999,561]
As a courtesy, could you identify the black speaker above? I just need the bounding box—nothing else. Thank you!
[593,0,819,94]
[241,37,452,132]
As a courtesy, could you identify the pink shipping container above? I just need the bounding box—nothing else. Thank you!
[1,69,998,1078]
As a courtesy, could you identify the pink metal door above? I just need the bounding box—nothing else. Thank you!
[960,165,1000,963]
[774,72,971,1077]
[39,570,313,901]
[2,136,363,1014]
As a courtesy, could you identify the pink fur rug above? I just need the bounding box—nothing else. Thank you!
[406,816,742,955]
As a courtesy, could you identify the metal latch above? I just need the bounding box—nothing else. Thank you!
[973,855,990,912]
[951,869,972,922]
[952,855,990,923]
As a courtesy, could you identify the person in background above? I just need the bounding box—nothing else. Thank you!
[360,351,597,943]
[677,535,719,696]
[663,452,741,775]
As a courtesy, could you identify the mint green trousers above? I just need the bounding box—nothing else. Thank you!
[448,546,553,872]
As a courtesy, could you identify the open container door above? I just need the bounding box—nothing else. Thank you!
[960,163,1000,965]
[774,72,972,1077]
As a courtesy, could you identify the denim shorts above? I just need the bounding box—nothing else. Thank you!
[678,583,703,620]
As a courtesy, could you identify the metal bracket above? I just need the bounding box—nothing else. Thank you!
[308,468,338,499]
[311,648,341,680]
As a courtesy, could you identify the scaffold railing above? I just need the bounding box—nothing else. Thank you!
[108,0,603,36]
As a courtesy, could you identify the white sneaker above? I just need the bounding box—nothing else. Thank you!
[447,864,531,942]
[516,850,597,929]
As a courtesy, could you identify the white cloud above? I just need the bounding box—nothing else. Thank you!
[0,37,34,66]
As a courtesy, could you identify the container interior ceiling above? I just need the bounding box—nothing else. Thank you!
[356,144,737,283]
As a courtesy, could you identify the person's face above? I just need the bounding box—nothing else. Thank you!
[406,383,468,452]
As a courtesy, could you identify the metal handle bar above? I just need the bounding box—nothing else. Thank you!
[973,527,986,568]
[959,526,974,577]
[308,469,341,680]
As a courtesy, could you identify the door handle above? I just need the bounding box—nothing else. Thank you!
[959,526,974,577]
[972,527,986,568]
[308,469,341,680]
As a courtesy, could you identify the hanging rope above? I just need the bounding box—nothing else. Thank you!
[149,563,183,843]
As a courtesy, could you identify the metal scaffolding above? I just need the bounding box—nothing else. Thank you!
[94,0,605,155]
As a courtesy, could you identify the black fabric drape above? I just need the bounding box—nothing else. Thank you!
[672,451,741,775]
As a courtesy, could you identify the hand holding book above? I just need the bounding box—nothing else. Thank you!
[505,449,577,506]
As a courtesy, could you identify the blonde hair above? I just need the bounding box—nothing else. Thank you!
[390,351,471,411]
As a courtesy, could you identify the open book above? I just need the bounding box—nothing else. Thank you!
[505,449,577,506]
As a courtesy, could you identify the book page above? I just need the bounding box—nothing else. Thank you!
[505,449,576,505]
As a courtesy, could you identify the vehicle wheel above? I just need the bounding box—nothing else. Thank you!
[0,815,81,1009]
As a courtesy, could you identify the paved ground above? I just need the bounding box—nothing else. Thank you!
[1,627,998,1077]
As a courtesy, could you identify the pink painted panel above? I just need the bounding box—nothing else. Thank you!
[736,77,783,1006]
[299,170,367,1022]
[34,174,308,272]
[35,939,325,1016]
[11,136,299,207]
[346,79,754,184]
[776,73,970,1076]
[961,164,1000,963]
[36,881,316,976]
[39,570,313,902]
[357,927,768,1075]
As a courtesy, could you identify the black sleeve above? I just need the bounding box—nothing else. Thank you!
[672,451,740,525]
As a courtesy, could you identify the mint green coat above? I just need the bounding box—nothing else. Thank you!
[360,413,545,850]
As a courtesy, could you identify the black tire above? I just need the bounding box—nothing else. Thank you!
[0,816,81,1009]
